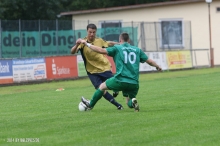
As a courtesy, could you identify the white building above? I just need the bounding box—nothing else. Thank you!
[59,0,220,67]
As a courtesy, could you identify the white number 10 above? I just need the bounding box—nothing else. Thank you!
[123,51,136,64]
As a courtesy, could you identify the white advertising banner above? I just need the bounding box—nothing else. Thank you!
[139,52,168,71]
[12,58,47,82]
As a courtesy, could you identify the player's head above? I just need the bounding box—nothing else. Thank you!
[119,33,130,43]
[87,24,97,42]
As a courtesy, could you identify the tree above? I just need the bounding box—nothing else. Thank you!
[0,0,175,20]
[65,0,173,11]
[0,0,61,20]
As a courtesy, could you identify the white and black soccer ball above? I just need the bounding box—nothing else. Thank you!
[78,102,88,111]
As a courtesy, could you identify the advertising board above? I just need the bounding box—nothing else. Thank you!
[46,56,78,80]
[12,58,47,82]
[0,59,13,84]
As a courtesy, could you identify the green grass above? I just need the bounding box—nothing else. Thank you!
[0,68,220,146]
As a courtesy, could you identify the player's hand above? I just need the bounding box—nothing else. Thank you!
[156,67,162,71]
[76,38,82,45]
[80,40,87,44]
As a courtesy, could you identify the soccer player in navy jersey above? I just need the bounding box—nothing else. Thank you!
[71,24,123,110]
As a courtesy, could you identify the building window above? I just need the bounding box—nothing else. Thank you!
[160,19,184,49]
[99,21,122,42]
[217,7,220,12]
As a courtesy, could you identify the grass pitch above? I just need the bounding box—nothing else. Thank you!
[0,68,220,146]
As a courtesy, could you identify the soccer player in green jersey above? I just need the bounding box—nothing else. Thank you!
[81,32,162,111]
[71,24,123,110]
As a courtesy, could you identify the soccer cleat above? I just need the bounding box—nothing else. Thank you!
[117,105,123,110]
[113,92,119,97]
[132,98,139,112]
[81,96,91,109]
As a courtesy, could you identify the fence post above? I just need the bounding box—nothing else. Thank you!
[56,19,58,55]
[189,21,194,67]
[140,22,146,51]
[19,19,22,58]
[39,19,42,56]
[73,19,75,47]
[0,19,1,58]
[154,22,158,51]
[104,21,106,40]
[194,50,197,68]
[207,50,210,67]
[132,21,134,45]
[210,48,214,67]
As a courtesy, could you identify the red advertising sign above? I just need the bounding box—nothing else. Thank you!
[46,56,78,80]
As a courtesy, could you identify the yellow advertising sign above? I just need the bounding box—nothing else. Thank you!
[166,51,192,69]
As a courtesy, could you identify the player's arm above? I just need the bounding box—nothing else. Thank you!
[107,41,119,47]
[146,59,162,71]
[81,40,108,54]
[70,38,82,54]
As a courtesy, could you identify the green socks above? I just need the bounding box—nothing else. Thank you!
[90,89,104,107]
[127,99,133,108]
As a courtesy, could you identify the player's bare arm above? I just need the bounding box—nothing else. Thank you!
[81,40,108,54]
[146,59,162,71]
[107,41,119,46]
[71,38,82,54]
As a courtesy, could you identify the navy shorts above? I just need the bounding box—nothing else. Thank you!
[88,71,114,89]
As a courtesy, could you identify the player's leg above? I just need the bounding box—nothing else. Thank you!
[99,71,122,109]
[82,82,108,108]
[82,80,120,109]
[113,91,119,98]
[103,90,123,109]
[104,77,124,109]
[89,81,108,107]
[123,83,140,112]
[102,71,119,98]
[125,97,140,112]
[87,72,122,109]
[122,93,136,109]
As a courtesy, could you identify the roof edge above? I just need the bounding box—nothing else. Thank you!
[59,0,203,16]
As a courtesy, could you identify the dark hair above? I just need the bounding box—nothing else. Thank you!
[87,24,97,30]
[120,33,129,42]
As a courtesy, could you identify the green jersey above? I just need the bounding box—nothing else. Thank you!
[106,42,148,84]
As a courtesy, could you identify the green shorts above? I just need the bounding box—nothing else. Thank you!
[106,77,139,98]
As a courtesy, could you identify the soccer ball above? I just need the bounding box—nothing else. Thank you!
[78,102,88,111]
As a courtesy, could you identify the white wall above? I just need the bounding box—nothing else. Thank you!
[72,1,220,65]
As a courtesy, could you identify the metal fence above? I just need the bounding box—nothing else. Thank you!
[0,20,192,59]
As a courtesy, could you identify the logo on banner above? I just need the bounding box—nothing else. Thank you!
[166,51,192,69]
[0,62,10,73]
[168,52,186,66]
[51,59,70,76]
[52,59,57,75]
[34,65,46,79]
